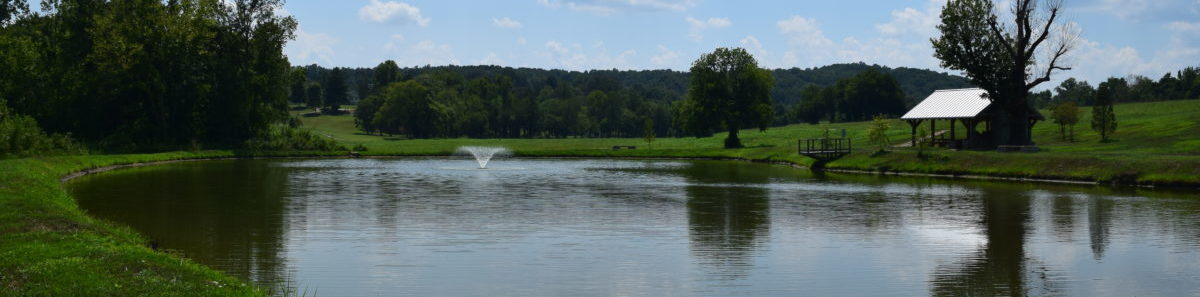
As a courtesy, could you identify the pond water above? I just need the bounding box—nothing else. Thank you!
[67,158,1200,296]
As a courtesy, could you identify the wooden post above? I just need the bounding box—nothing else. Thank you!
[930,119,936,145]
[950,119,957,149]
[907,120,921,146]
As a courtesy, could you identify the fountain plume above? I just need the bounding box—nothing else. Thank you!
[455,146,511,169]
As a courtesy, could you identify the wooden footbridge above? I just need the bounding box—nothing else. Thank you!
[798,138,851,162]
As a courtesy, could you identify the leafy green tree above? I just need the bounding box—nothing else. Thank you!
[1050,101,1079,141]
[373,60,401,94]
[866,114,892,153]
[372,81,442,138]
[306,83,324,108]
[0,0,27,24]
[1092,80,1119,142]
[323,68,349,113]
[643,118,655,149]
[932,0,1074,146]
[289,68,308,104]
[682,47,774,148]
[1053,78,1095,106]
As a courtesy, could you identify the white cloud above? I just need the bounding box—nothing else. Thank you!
[359,0,430,26]
[1090,0,1197,22]
[774,15,942,70]
[739,35,772,67]
[538,0,698,15]
[492,17,523,29]
[777,16,833,49]
[685,16,731,41]
[875,0,943,38]
[517,37,528,45]
[286,27,338,66]
[650,45,680,67]
[385,40,458,66]
[1166,21,1200,34]
[542,40,637,70]
[479,52,505,65]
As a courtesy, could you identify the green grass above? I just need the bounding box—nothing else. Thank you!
[0,151,346,296]
[295,99,1200,186]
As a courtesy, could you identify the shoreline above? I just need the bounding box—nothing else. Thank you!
[58,152,1198,189]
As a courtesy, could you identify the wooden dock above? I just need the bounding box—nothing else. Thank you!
[799,138,851,161]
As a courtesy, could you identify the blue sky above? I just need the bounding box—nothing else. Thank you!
[283,0,1200,88]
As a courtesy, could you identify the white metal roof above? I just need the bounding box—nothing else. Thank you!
[900,88,991,120]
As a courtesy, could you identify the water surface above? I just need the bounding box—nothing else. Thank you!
[68,158,1200,296]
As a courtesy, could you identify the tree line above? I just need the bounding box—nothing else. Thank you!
[1034,66,1200,108]
[0,0,297,151]
[288,63,968,139]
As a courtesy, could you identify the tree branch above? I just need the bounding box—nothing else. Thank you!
[1026,2,1061,61]
[1027,42,1072,89]
[988,18,1017,59]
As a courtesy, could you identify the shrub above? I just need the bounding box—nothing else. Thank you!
[0,100,85,157]
[245,125,346,152]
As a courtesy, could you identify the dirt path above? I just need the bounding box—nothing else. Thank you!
[892,130,948,148]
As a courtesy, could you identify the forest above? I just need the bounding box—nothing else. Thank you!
[0,0,297,152]
[295,63,972,139]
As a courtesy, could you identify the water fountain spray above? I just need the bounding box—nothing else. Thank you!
[455,146,511,169]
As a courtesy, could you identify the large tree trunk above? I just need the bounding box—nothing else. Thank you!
[724,127,743,149]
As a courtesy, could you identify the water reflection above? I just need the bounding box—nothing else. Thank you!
[931,186,1066,297]
[1088,197,1114,260]
[69,160,291,288]
[67,159,1200,296]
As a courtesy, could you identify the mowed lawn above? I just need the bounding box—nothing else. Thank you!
[294,99,1200,185]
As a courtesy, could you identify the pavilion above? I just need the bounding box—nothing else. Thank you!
[899,88,1044,150]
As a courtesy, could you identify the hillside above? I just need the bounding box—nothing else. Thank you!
[299,62,971,108]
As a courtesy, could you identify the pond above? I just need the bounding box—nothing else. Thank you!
[67,158,1200,296]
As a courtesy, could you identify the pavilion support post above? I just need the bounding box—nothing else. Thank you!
[950,119,957,140]
[930,120,937,146]
[906,120,922,146]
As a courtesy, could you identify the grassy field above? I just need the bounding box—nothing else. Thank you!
[294,99,1200,186]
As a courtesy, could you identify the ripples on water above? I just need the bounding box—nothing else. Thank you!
[68,158,1200,296]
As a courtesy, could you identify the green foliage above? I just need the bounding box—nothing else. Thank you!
[323,68,350,113]
[866,115,892,153]
[1053,78,1096,106]
[643,118,655,148]
[373,60,401,94]
[0,0,296,149]
[683,47,774,148]
[1092,80,1119,142]
[244,125,346,152]
[792,68,907,123]
[1050,101,1080,141]
[0,100,84,157]
[932,0,1071,146]
[370,81,443,138]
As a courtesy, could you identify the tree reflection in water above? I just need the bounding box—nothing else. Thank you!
[931,186,1064,297]
[680,161,772,281]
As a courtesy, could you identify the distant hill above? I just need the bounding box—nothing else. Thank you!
[302,62,971,108]
[771,63,972,107]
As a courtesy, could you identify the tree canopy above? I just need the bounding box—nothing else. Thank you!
[0,0,296,150]
[932,0,1074,146]
[680,47,774,148]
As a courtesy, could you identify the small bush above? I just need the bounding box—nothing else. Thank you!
[245,125,346,152]
[0,101,85,157]
[352,144,368,152]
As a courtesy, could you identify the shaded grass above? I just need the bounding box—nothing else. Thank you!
[295,99,1200,186]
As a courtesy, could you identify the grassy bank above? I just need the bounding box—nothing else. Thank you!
[297,99,1200,186]
[0,151,349,296]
